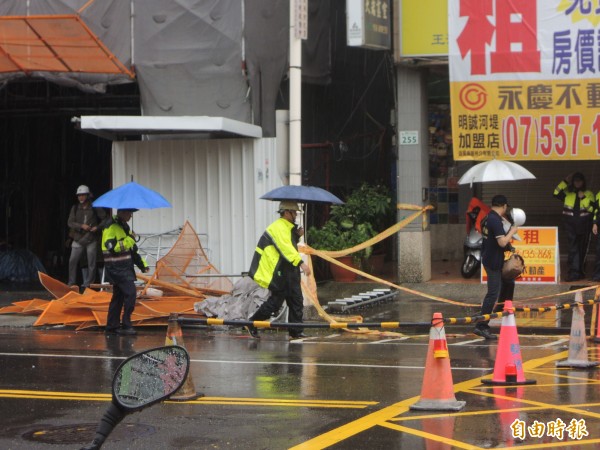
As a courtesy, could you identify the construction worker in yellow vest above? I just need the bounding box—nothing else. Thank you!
[591,191,600,281]
[101,208,149,335]
[553,172,594,282]
[247,201,311,339]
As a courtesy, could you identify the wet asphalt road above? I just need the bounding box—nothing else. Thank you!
[1,319,600,449]
[1,281,600,449]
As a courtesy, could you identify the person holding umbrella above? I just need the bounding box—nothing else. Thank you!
[246,201,311,339]
[102,209,149,336]
[474,195,519,340]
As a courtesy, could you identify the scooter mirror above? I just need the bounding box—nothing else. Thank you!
[80,345,190,450]
[113,345,190,411]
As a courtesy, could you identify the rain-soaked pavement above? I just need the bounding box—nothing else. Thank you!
[1,279,600,449]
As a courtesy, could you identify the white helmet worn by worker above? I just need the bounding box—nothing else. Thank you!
[278,201,301,212]
[76,185,90,195]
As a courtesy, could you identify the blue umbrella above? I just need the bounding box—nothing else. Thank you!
[92,181,171,209]
[260,185,344,205]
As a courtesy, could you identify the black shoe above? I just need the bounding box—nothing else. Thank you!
[565,274,583,282]
[289,332,308,339]
[245,326,260,339]
[117,327,137,336]
[473,327,497,340]
[104,328,119,336]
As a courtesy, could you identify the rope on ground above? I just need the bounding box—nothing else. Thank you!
[298,203,600,335]
[511,298,600,313]
[512,284,600,304]
[301,205,476,309]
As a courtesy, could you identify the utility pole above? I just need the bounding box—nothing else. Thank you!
[289,0,307,187]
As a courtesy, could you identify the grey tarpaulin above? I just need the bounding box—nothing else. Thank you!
[194,277,270,321]
[0,0,332,136]
[134,0,251,124]
[244,1,288,138]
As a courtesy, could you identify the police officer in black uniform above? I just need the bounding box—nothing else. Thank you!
[553,172,595,282]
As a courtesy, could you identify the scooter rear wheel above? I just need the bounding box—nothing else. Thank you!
[461,255,480,278]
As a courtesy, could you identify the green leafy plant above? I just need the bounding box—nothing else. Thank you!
[309,219,376,263]
[308,183,392,266]
[329,183,393,233]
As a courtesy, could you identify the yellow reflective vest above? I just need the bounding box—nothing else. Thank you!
[101,217,148,273]
[553,180,594,218]
[594,192,600,225]
[249,218,302,290]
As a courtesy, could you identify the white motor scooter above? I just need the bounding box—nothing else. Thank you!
[461,206,526,279]
[461,207,484,278]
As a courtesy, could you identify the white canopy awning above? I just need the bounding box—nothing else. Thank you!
[73,115,263,140]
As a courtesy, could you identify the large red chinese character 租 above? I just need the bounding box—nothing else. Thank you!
[491,0,541,74]
[457,0,495,75]
[456,0,540,75]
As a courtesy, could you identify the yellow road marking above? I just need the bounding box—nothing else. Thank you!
[0,389,375,409]
[390,402,600,421]
[525,370,600,382]
[0,389,111,398]
[501,438,600,449]
[290,350,572,449]
[182,400,373,408]
[379,421,482,450]
[467,388,600,420]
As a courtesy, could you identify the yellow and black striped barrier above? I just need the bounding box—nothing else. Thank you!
[176,298,600,331]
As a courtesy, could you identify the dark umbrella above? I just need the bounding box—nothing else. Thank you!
[93,181,171,210]
[260,185,344,205]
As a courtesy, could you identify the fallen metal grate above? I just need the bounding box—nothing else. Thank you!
[325,288,396,313]
[22,422,155,445]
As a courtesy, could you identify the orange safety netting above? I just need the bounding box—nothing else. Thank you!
[0,205,435,332]
[140,220,233,297]
[0,15,134,77]
[0,221,225,328]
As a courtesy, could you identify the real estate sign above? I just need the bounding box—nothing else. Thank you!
[449,1,600,160]
[482,226,559,284]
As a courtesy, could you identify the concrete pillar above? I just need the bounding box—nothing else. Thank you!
[396,66,431,282]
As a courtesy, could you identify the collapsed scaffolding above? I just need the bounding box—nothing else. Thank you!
[4,203,599,339]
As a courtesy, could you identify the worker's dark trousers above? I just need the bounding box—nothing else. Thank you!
[250,268,303,336]
[564,218,590,279]
[106,273,137,330]
[593,237,600,280]
[477,267,515,329]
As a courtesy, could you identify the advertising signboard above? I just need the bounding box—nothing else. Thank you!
[449,1,600,161]
[399,0,448,56]
[481,227,560,284]
[347,0,391,50]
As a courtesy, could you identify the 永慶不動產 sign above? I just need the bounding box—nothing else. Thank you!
[449,0,600,161]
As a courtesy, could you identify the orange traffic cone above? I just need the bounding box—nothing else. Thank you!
[410,312,466,411]
[557,292,599,368]
[482,301,536,385]
[165,313,203,400]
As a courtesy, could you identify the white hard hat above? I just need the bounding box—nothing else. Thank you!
[76,185,90,195]
[278,201,301,212]
[511,208,526,227]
